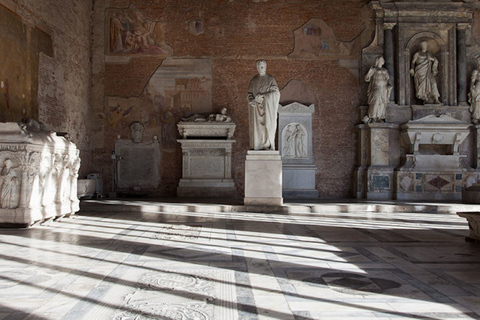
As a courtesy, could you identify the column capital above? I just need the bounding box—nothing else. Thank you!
[457,23,470,31]
[384,22,396,30]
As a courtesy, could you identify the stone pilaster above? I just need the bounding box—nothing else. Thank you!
[457,24,469,105]
[384,23,396,102]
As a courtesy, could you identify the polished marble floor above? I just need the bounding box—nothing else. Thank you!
[1,200,480,320]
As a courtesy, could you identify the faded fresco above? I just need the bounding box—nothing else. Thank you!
[106,4,172,56]
[104,59,212,152]
[289,19,355,59]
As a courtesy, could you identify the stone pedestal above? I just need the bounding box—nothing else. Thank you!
[177,139,236,197]
[356,123,399,200]
[0,122,80,226]
[177,120,236,198]
[244,150,283,206]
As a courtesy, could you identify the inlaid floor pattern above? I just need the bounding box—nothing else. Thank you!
[1,200,480,320]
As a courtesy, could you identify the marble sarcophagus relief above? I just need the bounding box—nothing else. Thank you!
[0,121,80,226]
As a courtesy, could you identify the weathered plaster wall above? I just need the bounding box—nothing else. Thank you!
[0,0,93,178]
[91,0,374,198]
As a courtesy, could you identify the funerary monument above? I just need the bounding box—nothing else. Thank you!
[0,120,80,226]
[356,0,480,201]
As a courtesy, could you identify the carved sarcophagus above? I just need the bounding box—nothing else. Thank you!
[0,122,80,226]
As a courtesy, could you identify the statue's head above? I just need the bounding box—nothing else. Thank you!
[420,41,428,51]
[375,56,385,67]
[256,60,267,75]
[221,107,227,115]
[3,158,12,168]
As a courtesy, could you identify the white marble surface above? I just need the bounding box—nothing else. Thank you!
[244,150,283,205]
[0,122,80,226]
[1,199,480,319]
[177,139,236,197]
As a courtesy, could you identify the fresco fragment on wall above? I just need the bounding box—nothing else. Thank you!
[0,4,52,122]
[106,4,172,56]
[105,59,212,152]
[289,19,355,59]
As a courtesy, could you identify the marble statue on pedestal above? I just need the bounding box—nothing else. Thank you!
[410,41,441,105]
[247,60,280,150]
[469,56,480,123]
[364,56,392,123]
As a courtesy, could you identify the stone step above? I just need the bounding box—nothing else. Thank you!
[80,199,480,215]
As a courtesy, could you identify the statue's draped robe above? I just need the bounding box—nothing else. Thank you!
[469,69,480,120]
[413,52,440,103]
[365,66,392,120]
[247,74,280,150]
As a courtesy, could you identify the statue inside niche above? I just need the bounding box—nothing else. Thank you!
[410,41,441,105]
[469,55,480,123]
[247,59,280,150]
[364,56,392,123]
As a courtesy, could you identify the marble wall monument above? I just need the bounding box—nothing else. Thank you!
[115,121,161,191]
[356,0,480,201]
[0,120,80,226]
[244,60,283,206]
[278,102,318,198]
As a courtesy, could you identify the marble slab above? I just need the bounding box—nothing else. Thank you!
[244,150,283,206]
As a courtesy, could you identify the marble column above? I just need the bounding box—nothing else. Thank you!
[457,24,468,105]
[384,23,396,102]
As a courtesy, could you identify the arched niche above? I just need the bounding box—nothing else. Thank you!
[404,32,447,106]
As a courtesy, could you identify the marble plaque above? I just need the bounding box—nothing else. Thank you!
[115,139,161,188]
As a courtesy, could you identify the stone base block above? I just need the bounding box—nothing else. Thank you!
[78,179,96,198]
[177,179,236,198]
[244,150,283,206]
[244,197,283,206]
[457,211,480,241]
[396,170,466,201]
[282,164,318,198]
[462,183,480,204]
[365,167,395,200]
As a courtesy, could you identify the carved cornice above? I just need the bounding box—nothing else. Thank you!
[278,102,315,115]
[369,0,474,24]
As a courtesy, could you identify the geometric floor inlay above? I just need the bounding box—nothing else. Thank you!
[82,269,236,320]
[304,272,402,295]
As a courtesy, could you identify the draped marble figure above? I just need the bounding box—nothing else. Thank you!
[247,60,280,150]
[410,41,441,104]
[469,56,480,123]
[365,56,392,122]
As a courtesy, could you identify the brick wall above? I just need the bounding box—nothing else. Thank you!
[0,0,94,178]
[90,0,373,198]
